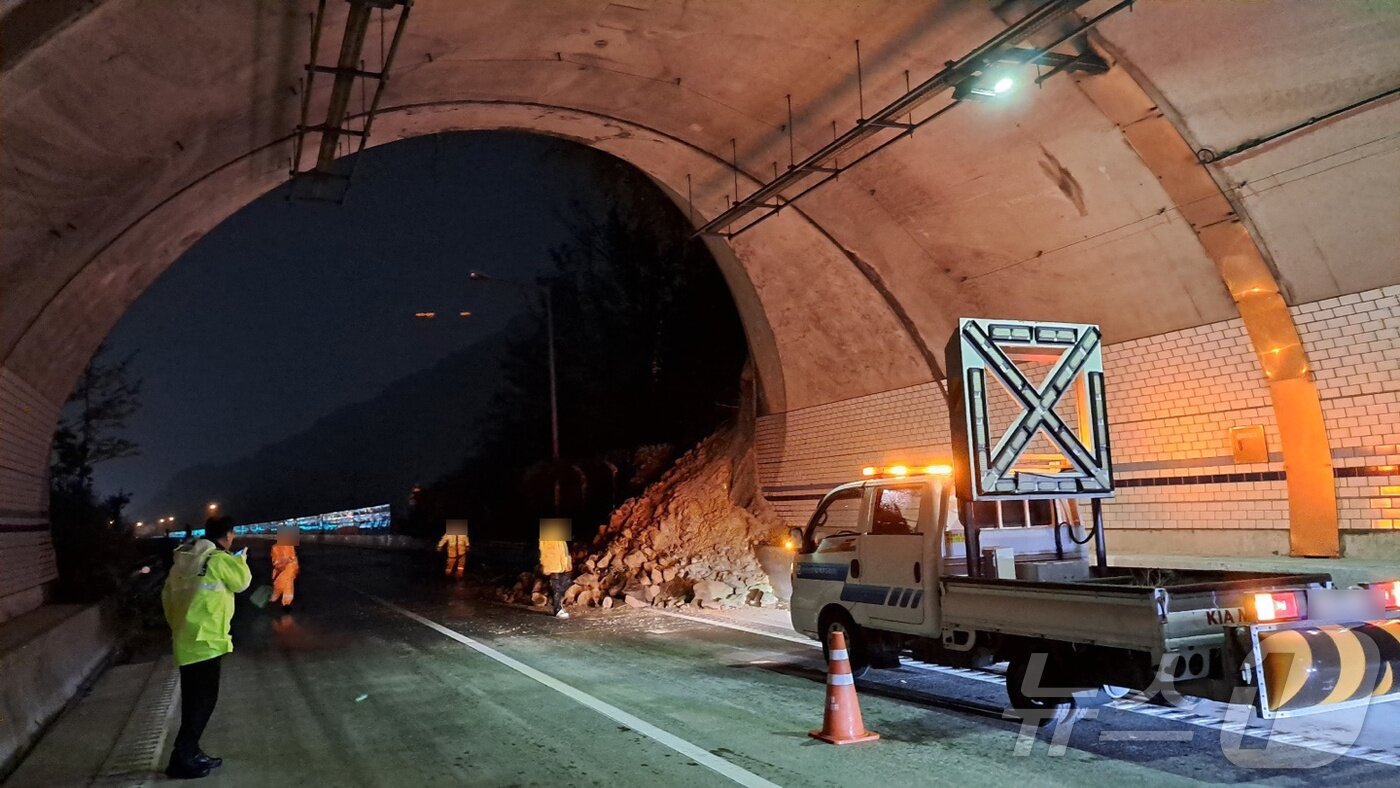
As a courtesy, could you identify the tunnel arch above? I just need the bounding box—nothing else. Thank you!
[5,101,941,421]
[3,1,1399,621]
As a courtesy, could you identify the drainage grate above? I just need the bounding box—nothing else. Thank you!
[91,657,179,787]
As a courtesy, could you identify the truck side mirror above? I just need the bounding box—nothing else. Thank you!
[788,527,804,552]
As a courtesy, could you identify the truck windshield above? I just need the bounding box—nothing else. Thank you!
[806,489,864,549]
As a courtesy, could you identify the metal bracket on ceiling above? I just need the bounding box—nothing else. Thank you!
[694,0,1133,239]
[288,0,413,205]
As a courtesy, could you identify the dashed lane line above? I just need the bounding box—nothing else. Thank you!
[658,608,1400,769]
[361,592,784,788]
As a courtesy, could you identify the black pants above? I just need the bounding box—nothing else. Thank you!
[548,573,571,612]
[173,655,222,760]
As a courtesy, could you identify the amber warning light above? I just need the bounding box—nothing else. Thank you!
[861,464,952,478]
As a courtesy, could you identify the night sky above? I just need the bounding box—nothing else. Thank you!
[96,132,610,516]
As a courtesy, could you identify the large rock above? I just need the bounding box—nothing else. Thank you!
[692,579,731,602]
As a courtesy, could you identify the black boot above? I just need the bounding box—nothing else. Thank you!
[195,751,223,769]
[165,752,211,779]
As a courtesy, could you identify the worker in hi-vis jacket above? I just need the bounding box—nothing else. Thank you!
[437,519,470,578]
[539,518,573,619]
[161,516,251,779]
[269,526,299,610]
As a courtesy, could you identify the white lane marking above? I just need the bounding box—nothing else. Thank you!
[660,609,1400,767]
[365,594,783,788]
[651,610,814,646]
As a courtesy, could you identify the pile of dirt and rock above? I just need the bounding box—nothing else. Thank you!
[499,419,790,611]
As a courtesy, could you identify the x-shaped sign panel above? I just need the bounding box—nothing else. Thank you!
[946,318,1114,502]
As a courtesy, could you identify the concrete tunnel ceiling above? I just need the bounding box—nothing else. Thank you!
[3,0,1399,421]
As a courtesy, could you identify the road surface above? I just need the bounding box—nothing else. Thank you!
[11,545,1400,786]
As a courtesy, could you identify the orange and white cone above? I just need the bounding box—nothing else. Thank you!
[810,629,879,745]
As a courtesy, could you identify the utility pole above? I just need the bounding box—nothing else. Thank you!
[469,271,563,511]
[544,285,560,463]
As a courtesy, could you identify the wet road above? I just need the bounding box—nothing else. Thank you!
[140,546,1400,786]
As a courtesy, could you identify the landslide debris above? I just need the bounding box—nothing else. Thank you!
[501,419,789,611]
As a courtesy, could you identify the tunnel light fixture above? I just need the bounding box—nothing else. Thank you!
[952,70,1016,102]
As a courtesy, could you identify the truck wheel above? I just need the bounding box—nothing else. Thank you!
[819,610,871,679]
[1005,653,1074,727]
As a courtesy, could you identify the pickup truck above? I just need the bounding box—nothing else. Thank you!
[789,468,1400,723]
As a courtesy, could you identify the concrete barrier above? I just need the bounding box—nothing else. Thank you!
[0,603,118,778]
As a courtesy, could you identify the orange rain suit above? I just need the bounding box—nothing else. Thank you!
[269,544,299,607]
[437,534,470,577]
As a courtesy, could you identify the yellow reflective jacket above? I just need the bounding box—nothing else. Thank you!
[437,534,470,556]
[539,539,572,575]
[162,539,252,666]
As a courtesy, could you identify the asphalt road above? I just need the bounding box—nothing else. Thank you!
[161,546,1400,786]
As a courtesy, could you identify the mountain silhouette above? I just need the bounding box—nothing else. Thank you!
[147,328,513,524]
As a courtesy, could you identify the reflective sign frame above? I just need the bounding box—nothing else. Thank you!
[946,318,1114,502]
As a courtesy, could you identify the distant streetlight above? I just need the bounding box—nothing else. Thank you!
[414,311,471,320]
[207,502,219,513]
[468,270,560,466]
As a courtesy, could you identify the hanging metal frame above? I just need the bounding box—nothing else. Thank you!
[695,0,1132,238]
[290,0,413,204]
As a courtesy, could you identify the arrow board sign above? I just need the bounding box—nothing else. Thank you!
[945,318,1114,502]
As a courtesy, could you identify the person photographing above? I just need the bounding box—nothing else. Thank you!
[161,516,251,779]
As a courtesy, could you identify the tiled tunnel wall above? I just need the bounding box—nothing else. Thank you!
[757,285,1400,552]
[0,369,61,624]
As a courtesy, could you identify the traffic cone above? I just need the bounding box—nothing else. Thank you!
[810,629,879,745]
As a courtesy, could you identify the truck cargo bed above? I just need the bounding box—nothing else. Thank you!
[940,567,1332,652]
